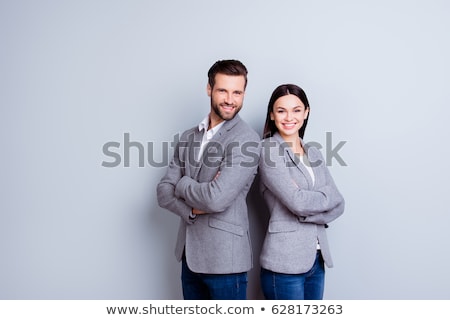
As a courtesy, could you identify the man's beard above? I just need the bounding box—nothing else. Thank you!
[211,101,242,121]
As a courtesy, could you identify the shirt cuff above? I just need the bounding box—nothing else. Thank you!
[188,211,197,222]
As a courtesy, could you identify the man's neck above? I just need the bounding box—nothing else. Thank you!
[208,114,225,130]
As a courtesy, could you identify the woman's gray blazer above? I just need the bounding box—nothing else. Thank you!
[259,133,345,274]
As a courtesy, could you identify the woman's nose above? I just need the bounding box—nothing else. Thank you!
[285,111,293,121]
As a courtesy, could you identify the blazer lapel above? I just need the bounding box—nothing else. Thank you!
[198,114,242,165]
[187,128,204,179]
[304,144,326,188]
[273,132,315,189]
[211,114,241,143]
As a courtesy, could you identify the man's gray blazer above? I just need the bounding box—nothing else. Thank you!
[259,133,345,274]
[157,115,260,274]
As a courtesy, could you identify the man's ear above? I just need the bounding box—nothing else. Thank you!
[206,83,212,97]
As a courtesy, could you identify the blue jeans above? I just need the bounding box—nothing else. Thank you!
[181,256,248,300]
[260,251,325,300]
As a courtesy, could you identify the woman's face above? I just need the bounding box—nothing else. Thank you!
[270,94,309,139]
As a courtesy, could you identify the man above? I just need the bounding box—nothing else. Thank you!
[157,59,260,299]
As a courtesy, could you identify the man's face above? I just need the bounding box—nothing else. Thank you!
[207,73,246,125]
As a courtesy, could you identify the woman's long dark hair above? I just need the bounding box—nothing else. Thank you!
[262,84,310,139]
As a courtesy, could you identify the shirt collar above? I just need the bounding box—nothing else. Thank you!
[198,115,209,132]
[198,114,225,135]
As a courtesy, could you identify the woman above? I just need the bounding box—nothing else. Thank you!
[258,84,345,300]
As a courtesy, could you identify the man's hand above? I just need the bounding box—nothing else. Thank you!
[192,208,207,215]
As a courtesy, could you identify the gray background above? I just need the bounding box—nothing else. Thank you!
[1,0,449,299]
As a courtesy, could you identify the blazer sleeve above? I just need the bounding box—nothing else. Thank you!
[302,199,345,224]
[156,141,195,223]
[302,162,345,224]
[174,138,260,213]
[259,140,340,216]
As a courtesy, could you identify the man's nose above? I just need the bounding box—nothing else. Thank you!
[225,93,233,104]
